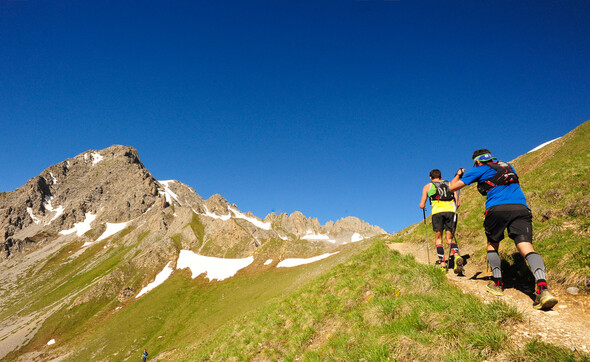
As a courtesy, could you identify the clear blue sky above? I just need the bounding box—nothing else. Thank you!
[1,0,589,232]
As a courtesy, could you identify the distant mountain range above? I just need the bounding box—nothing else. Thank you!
[0,145,387,359]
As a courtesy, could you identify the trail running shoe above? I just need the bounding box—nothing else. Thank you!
[439,261,448,271]
[486,281,504,296]
[454,255,464,275]
[533,289,558,310]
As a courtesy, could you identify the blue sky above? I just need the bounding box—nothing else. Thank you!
[1,0,589,232]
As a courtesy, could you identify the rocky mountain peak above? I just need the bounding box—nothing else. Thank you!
[205,194,230,215]
[0,145,161,250]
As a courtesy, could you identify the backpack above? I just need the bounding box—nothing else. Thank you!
[429,181,454,202]
[477,161,519,196]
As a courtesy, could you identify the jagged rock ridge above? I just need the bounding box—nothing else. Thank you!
[1,144,386,261]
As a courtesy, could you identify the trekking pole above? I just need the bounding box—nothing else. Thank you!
[453,189,459,243]
[422,208,430,264]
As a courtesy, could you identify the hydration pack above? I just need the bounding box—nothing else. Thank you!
[430,181,454,202]
[477,161,519,196]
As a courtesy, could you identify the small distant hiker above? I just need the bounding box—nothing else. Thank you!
[142,349,148,361]
[419,169,464,274]
[449,149,558,310]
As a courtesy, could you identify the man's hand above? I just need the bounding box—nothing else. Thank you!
[455,168,465,179]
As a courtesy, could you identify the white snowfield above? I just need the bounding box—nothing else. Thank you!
[96,222,130,242]
[159,180,180,205]
[49,172,58,184]
[527,137,561,153]
[136,251,340,297]
[136,262,174,298]
[177,250,254,281]
[228,206,271,230]
[277,252,340,268]
[59,213,96,236]
[202,205,231,221]
[43,196,64,223]
[91,152,103,165]
[301,230,335,243]
[84,152,104,165]
[351,233,364,243]
[27,207,41,224]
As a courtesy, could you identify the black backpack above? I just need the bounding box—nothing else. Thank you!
[477,161,519,196]
[430,181,454,202]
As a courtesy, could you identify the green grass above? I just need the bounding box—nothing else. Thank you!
[189,212,204,242]
[165,241,550,361]
[13,237,374,360]
[393,120,590,287]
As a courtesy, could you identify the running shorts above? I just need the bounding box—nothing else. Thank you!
[483,204,533,244]
[432,212,456,232]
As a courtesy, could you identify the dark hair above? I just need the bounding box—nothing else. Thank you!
[472,148,492,160]
[429,169,441,179]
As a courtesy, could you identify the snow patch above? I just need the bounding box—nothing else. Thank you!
[96,222,130,242]
[59,213,96,236]
[351,233,364,243]
[43,196,64,223]
[527,137,561,153]
[279,234,289,241]
[301,231,335,243]
[159,180,180,205]
[177,250,254,281]
[228,206,271,230]
[49,172,58,184]
[277,252,340,268]
[27,207,41,224]
[136,262,174,298]
[264,259,273,265]
[202,205,231,221]
[47,339,55,345]
[91,152,104,165]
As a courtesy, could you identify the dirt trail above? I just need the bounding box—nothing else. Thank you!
[387,241,590,353]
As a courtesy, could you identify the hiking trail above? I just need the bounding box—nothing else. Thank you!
[387,241,590,353]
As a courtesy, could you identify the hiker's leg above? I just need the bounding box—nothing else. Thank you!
[487,242,502,280]
[508,206,550,292]
[434,231,445,262]
[517,242,548,289]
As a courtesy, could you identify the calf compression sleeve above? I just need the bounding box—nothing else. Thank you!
[450,242,459,255]
[487,250,502,280]
[525,252,546,281]
[436,245,445,261]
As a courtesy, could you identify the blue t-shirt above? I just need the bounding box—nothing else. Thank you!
[461,163,528,209]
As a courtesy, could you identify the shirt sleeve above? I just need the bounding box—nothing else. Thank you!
[461,166,486,186]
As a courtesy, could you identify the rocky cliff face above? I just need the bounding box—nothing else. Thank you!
[0,146,163,257]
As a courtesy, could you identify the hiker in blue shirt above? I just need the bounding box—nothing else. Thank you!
[449,149,558,310]
[142,349,148,361]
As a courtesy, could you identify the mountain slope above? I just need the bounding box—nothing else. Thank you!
[168,241,586,361]
[0,145,387,360]
[394,120,590,286]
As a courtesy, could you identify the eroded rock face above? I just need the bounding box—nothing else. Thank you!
[0,145,163,256]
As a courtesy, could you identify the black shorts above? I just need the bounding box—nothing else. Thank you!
[432,212,456,232]
[484,204,533,244]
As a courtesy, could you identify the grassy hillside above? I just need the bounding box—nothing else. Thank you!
[164,241,586,361]
[394,120,590,287]
[6,236,374,360]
